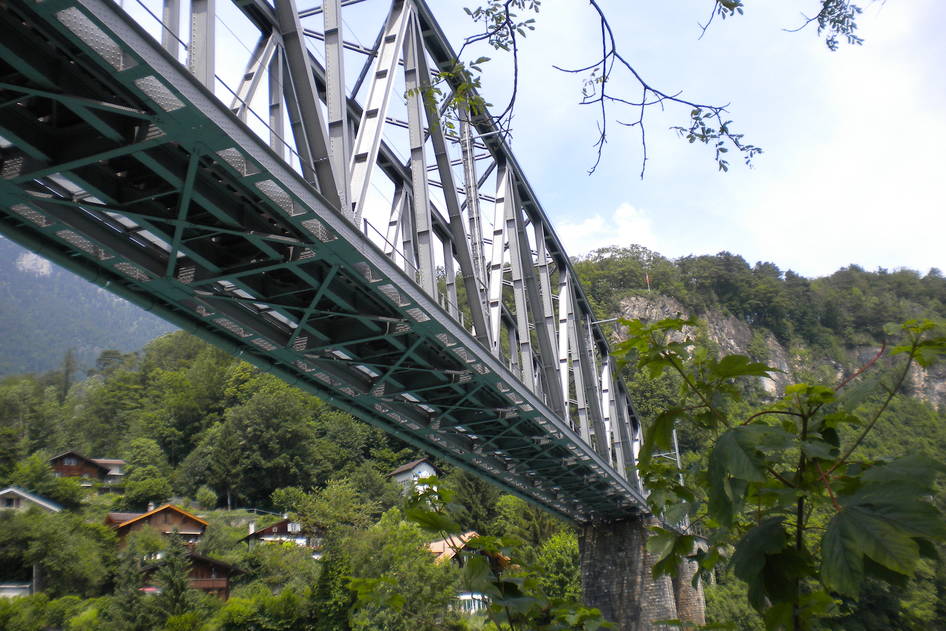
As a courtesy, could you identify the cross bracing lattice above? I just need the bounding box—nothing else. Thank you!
[0,0,657,521]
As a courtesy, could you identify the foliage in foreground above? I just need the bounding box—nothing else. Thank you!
[617,317,946,630]
[351,480,606,631]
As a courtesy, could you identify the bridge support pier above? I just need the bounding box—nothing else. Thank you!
[579,515,705,631]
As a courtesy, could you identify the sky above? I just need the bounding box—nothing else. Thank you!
[427,0,946,278]
[14,0,943,283]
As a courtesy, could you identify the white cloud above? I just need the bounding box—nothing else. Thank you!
[555,203,661,256]
[15,252,51,277]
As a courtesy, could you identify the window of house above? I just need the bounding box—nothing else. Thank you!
[64,457,77,466]
[3,497,16,508]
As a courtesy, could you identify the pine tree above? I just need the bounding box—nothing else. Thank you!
[310,552,355,631]
[105,551,157,631]
[153,535,194,621]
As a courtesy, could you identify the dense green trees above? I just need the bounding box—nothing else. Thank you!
[0,510,115,598]
[0,251,943,629]
[574,247,946,347]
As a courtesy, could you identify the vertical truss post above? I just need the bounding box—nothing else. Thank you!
[566,290,593,444]
[459,106,487,282]
[384,184,406,257]
[505,184,535,390]
[410,20,489,346]
[349,0,410,221]
[488,163,510,355]
[281,62,315,177]
[507,317,521,375]
[161,0,181,59]
[578,314,609,456]
[230,33,278,121]
[274,0,341,208]
[517,212,564,414]
[322,0,351,216]
[534,224,565,416]
[187,0,215,88]
[268,48,285,159]
[601,360,626,474]
[400,190,417,273]
[442,241,458,319]
[557,274,572,428]
[403,15,435,296]
[614,386,639,484]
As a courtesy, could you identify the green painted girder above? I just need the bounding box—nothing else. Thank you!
[0,0,648,522]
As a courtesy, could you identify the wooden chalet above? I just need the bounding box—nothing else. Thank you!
[142,552,240,600]
[106,504,207,545]
[49,450,110,483]
[48,451,125,490]
[187,553,240,599]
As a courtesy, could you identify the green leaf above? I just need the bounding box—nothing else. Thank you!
[731,517,787,583]
[861,454,946,492]
[740,424,795,453]
[645,528,676,558]
[801,439,836,460]
[639,408,681,467]
[402,506,460,534]
[823,504,919,595]
[709,355,775,379]
[821,510,864,596]
[713,427,767,482]
[462,554,501,598]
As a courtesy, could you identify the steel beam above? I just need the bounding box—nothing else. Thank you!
[402,14,435,297]
[348,0,410,221]
[322,0,351,216]
[187,0,215,88]
[274,0,341,207]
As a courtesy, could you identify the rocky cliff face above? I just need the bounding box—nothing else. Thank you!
[618,294,946,408]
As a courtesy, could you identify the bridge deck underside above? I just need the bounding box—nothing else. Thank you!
[0,0,646,521]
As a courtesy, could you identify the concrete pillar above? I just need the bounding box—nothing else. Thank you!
[672,555,706,626]
[579,515,679,631]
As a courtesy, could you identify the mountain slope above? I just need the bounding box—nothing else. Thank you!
[0,237,175,376]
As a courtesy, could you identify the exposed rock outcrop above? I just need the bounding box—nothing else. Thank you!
[617,294,945,408]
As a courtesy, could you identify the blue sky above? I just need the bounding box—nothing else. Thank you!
[431,0,946,278]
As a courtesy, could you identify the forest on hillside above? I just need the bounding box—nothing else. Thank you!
[0,248,944,630]
[574,246,946,348]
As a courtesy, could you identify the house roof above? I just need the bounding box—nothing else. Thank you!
[106,511,144,525]
[49,450,110,473]
[144,552,243,575]
[91,459,125,476]
[428,531,478,564]
[109,504,208,530]
[189,553,242,574]
[387,457,438,478]
[238,517,322,543]
[239,517,290,542]
[0,486,63,512]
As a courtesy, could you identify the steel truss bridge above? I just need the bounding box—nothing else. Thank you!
[0,0,653,521]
